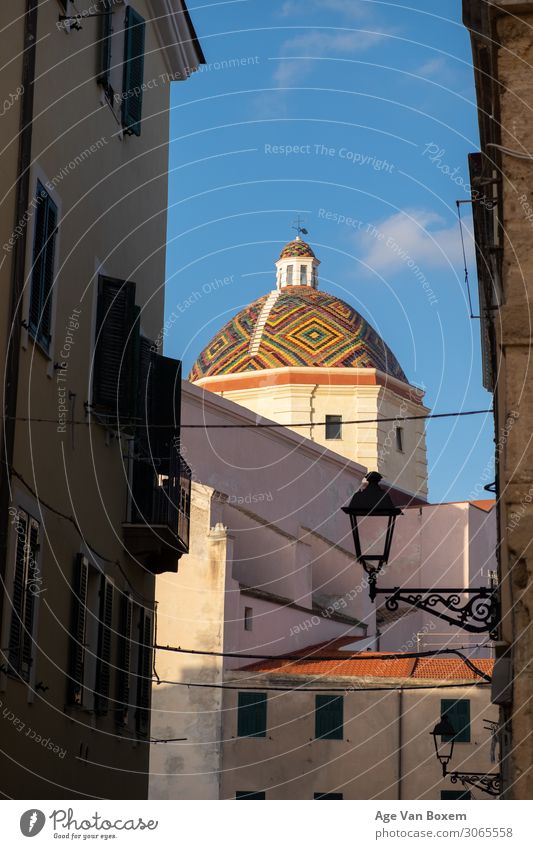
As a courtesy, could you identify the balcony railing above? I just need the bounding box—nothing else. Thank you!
[123,447,191,573]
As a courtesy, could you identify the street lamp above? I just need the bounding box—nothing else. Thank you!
[342,472,402,601]
[342,472,500,637]
[430,716,501,797]
[430,715,457,776]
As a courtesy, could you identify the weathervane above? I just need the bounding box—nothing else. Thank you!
[292,215,309,239]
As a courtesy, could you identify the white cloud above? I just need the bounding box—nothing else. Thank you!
[415,57,448,79]
[273,29,386,87]
[357,209,474,274]
[280,0,371,19]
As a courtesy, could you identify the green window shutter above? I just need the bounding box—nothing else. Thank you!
[235,791,266,799]
[136,607,153,736]
[93,275,138,418]
[68,554,89,705]
[29,182,57,351]
[441,790,471,800]
[115,593,133,726]
[8,511,29,675]
[95,576,114,715]
[98,2,113,95]
[21,518,39,679]
[315,695,343,740]
[237,692,267,738]
[122,6,145,136]
[441,699,471,743]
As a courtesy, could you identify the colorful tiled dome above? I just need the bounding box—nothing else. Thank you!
[279,239,316,259]
[189,287,407,382]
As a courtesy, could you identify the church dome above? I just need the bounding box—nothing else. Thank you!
[188,286,407,383]
[279,239,316,259]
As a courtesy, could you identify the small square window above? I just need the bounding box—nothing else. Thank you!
[244,606,253,631]
[395,426,404,452]
[236,791,266,799]
[314,792,343,799]
[441,790,471,800]
[325,415,342,440]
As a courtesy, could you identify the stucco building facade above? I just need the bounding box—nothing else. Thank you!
[0,1,203,798]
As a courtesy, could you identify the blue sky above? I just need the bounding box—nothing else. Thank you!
[163,0,494,504]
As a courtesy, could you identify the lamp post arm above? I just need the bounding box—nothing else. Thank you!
[374,586,499,639]
[448,770,502,797]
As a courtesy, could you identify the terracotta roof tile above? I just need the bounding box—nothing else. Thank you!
[241,639,494,680]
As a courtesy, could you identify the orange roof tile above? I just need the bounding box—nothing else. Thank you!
[241,639,494,680]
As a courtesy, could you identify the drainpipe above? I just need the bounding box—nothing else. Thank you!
[397,688,403,800]
[0,1,38,626]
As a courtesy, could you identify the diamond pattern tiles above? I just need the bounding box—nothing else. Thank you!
[188,286,407,383]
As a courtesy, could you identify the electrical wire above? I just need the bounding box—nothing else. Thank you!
[10,467,154,606]
[151,677,490,694]
[154,644,492,682]
[4,408,493,429]
[456,200,479,320]
[485,142,533,161]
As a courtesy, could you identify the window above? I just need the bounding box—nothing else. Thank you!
[441,790,471,800]
[135,606,154,736]
[314,792,343,799]
[286,264,293,285]
[315,695,343,740]
[236,791,266,799]
[237,692,267,738]
[395,426,404,452]
[441,699,471,743]
[67,559,115,712]
[7,510,40,680]
[300,264,307,284]
[122,6,146,136]
[94,576,114,715]
[325,415,342,440]
[29,182,57,351]
[98,4,146,136]
[244,606,253,631]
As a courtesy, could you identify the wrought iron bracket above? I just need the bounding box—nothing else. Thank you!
[374,586,499,638]
[449,770,501,797]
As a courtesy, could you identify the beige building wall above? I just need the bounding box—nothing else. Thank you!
[213,370,428,498]
[221,675,497,800]
[0,1,202,798]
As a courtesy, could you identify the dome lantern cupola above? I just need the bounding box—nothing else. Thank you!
[275,235,320,290]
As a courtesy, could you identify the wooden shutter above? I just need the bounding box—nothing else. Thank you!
[93,275,138,418]
[95,577,114,715]
[116,593,133,726]
[98,2,113,95]
[135,607,153,736]
[237,692,267,738]
[121,6,145,136]
[29,183,56,349]
[441,699,471,743]
[149,355,182,471]
[315,695,343,740]
[21,518,39,679]
[68,554,89,705]
[8,511,29,675]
